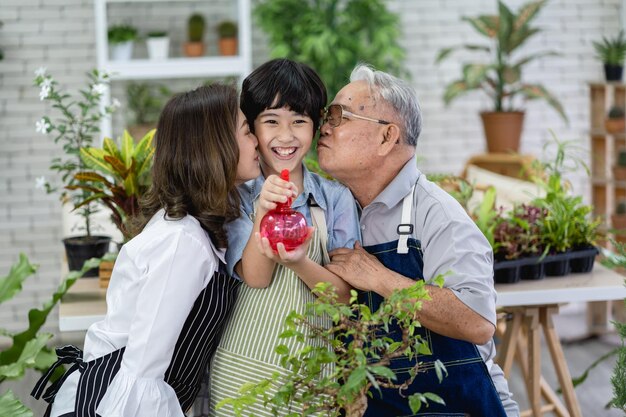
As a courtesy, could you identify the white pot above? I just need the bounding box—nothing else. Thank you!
[147,37,170,60]
[109,41,133,61]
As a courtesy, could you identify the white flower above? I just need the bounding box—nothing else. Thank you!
[41,77,52,89]
[35,118,50,134]
[39,85,50,100]
[34,67,47,77]
[111,98,121,109]
[35,176,47,190]
[91,83,107,95]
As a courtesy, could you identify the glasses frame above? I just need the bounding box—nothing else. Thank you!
[323,104,391,127]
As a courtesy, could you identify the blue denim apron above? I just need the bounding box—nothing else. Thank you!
[360,190,506,417]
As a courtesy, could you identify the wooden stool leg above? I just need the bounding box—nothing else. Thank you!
[497,311,522,377]
[540,306,583,417]
[524,307,542,416]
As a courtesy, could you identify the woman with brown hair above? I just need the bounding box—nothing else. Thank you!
[32,84,260,417]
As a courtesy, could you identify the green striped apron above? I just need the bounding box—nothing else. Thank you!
[209,214,332,417]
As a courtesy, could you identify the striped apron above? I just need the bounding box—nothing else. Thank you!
[32,270,240,417]
[208,226,331,417]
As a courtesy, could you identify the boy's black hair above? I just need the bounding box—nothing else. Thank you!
[241,58,328,134]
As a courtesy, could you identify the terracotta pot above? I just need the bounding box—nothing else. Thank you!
[605,118,625,134]
[219,38,237,56]
[183,42,204,57]
[99,260,115,289]
[480,111,525,154]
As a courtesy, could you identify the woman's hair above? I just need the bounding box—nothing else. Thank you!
[350,63,422,147]
[132,84,241,247]
[241,58,327,134]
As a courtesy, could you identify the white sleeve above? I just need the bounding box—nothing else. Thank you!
[96,230,215,417]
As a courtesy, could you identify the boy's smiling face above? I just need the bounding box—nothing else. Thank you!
[254,105,314,182]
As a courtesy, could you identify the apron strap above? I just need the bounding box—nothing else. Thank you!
[31,345,83,400]
[397,183,417,254]
[309,197,330,265]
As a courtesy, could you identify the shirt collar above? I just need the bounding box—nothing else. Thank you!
[249,164,328,211]
[371,158,420,209]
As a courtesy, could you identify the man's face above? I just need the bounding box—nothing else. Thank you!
[318,81,388,183]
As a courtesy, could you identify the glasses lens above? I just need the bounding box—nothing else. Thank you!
[327,105,342,127]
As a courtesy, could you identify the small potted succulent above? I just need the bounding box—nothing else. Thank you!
[217,20,237,56]
[184,13,205,57]
[606,105,626,134]
[593,30,626,82]
[146,31,170,60]
[108,24,138,61]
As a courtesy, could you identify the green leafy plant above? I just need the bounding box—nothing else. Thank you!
[593,31,626,66]
[68,130,155,241]
[147,31,167,38]
[126,82,171,126]
[254,0,407,100]
[188,13,205,42]
[107,24,138,45]
[435,0,567,122]
[609,106,626,120]
[472,186,499,250]
[217,280,447,417]
[493,204,546,260]
[0,254,101,417]
[428,174,476,212]
[33,68,117,236]
[217,21,237,38]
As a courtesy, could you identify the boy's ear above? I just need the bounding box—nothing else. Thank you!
[378,124,401,156]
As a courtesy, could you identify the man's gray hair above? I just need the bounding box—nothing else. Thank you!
[350,64,421,146]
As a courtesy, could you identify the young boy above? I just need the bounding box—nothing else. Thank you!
[208,58,360,416]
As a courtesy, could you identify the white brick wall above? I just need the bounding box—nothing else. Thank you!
[0,0,620,337]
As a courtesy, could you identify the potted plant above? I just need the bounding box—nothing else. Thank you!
[613,200,626,232]
[126,81,171,140]
[184,13,205,57]
[593,31,626,82]
[217,20,237,56]
[34,68,117,276]
[435,0,568,154]
[146,31,169,60]
[108,24,137,61]
[606,105,626,134]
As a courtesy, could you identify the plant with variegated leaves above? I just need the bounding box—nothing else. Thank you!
[435,0,567,122]
[67,130,155,241]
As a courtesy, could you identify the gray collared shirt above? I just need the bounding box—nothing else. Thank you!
[359,158,518,416]
[224,165,361,276]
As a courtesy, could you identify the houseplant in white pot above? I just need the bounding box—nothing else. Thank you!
[146,31,170,60]
[108,24,137,61]
[435,0,568,153]
[34,68,118,276]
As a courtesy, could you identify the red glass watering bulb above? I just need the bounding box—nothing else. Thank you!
[259,170,308,251]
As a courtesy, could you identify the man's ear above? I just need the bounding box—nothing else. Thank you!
[378,124,401,156]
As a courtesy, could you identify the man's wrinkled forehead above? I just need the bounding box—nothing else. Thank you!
[333,81,380,111]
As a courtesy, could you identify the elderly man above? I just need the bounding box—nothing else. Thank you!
[319,64,519,417]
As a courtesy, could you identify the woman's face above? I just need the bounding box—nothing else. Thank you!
[235,109,260,184]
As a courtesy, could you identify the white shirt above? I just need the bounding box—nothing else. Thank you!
[51,210,225,417]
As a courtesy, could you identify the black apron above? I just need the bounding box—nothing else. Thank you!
[32,270,239,417]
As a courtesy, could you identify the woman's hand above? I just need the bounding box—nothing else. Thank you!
[258,174,298,214]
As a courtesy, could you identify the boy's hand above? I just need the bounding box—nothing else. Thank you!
[254,227,315,265]
[258,174,298,213]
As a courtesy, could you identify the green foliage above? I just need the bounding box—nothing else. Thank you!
[68,130,155,241]
[428,174,475,211]
[0,254,101,416]
[34,69,116,236]
[147,31,167,38]
[493,204,546,260]
[218,280,447,416]
[593,31,626,66]
[435,0,567,122]
[530,135,600,253]
[107,24,138,44]
[609,105,626,120]
[611,297,626,412]
[217,21,237,38]
[472,186,499,250]
[617,200,626,215]
[254,0,407,100]
[126,82,171,126]
[188,13,205,42]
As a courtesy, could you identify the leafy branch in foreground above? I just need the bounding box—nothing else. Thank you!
[218,277,447,417]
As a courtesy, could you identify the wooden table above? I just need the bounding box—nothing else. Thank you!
[495,264,626,417]
[59,278,106,331]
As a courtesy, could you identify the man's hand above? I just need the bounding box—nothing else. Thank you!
[326,241,389,293]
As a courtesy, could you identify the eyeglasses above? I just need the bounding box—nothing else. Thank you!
[323,104,391,127]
